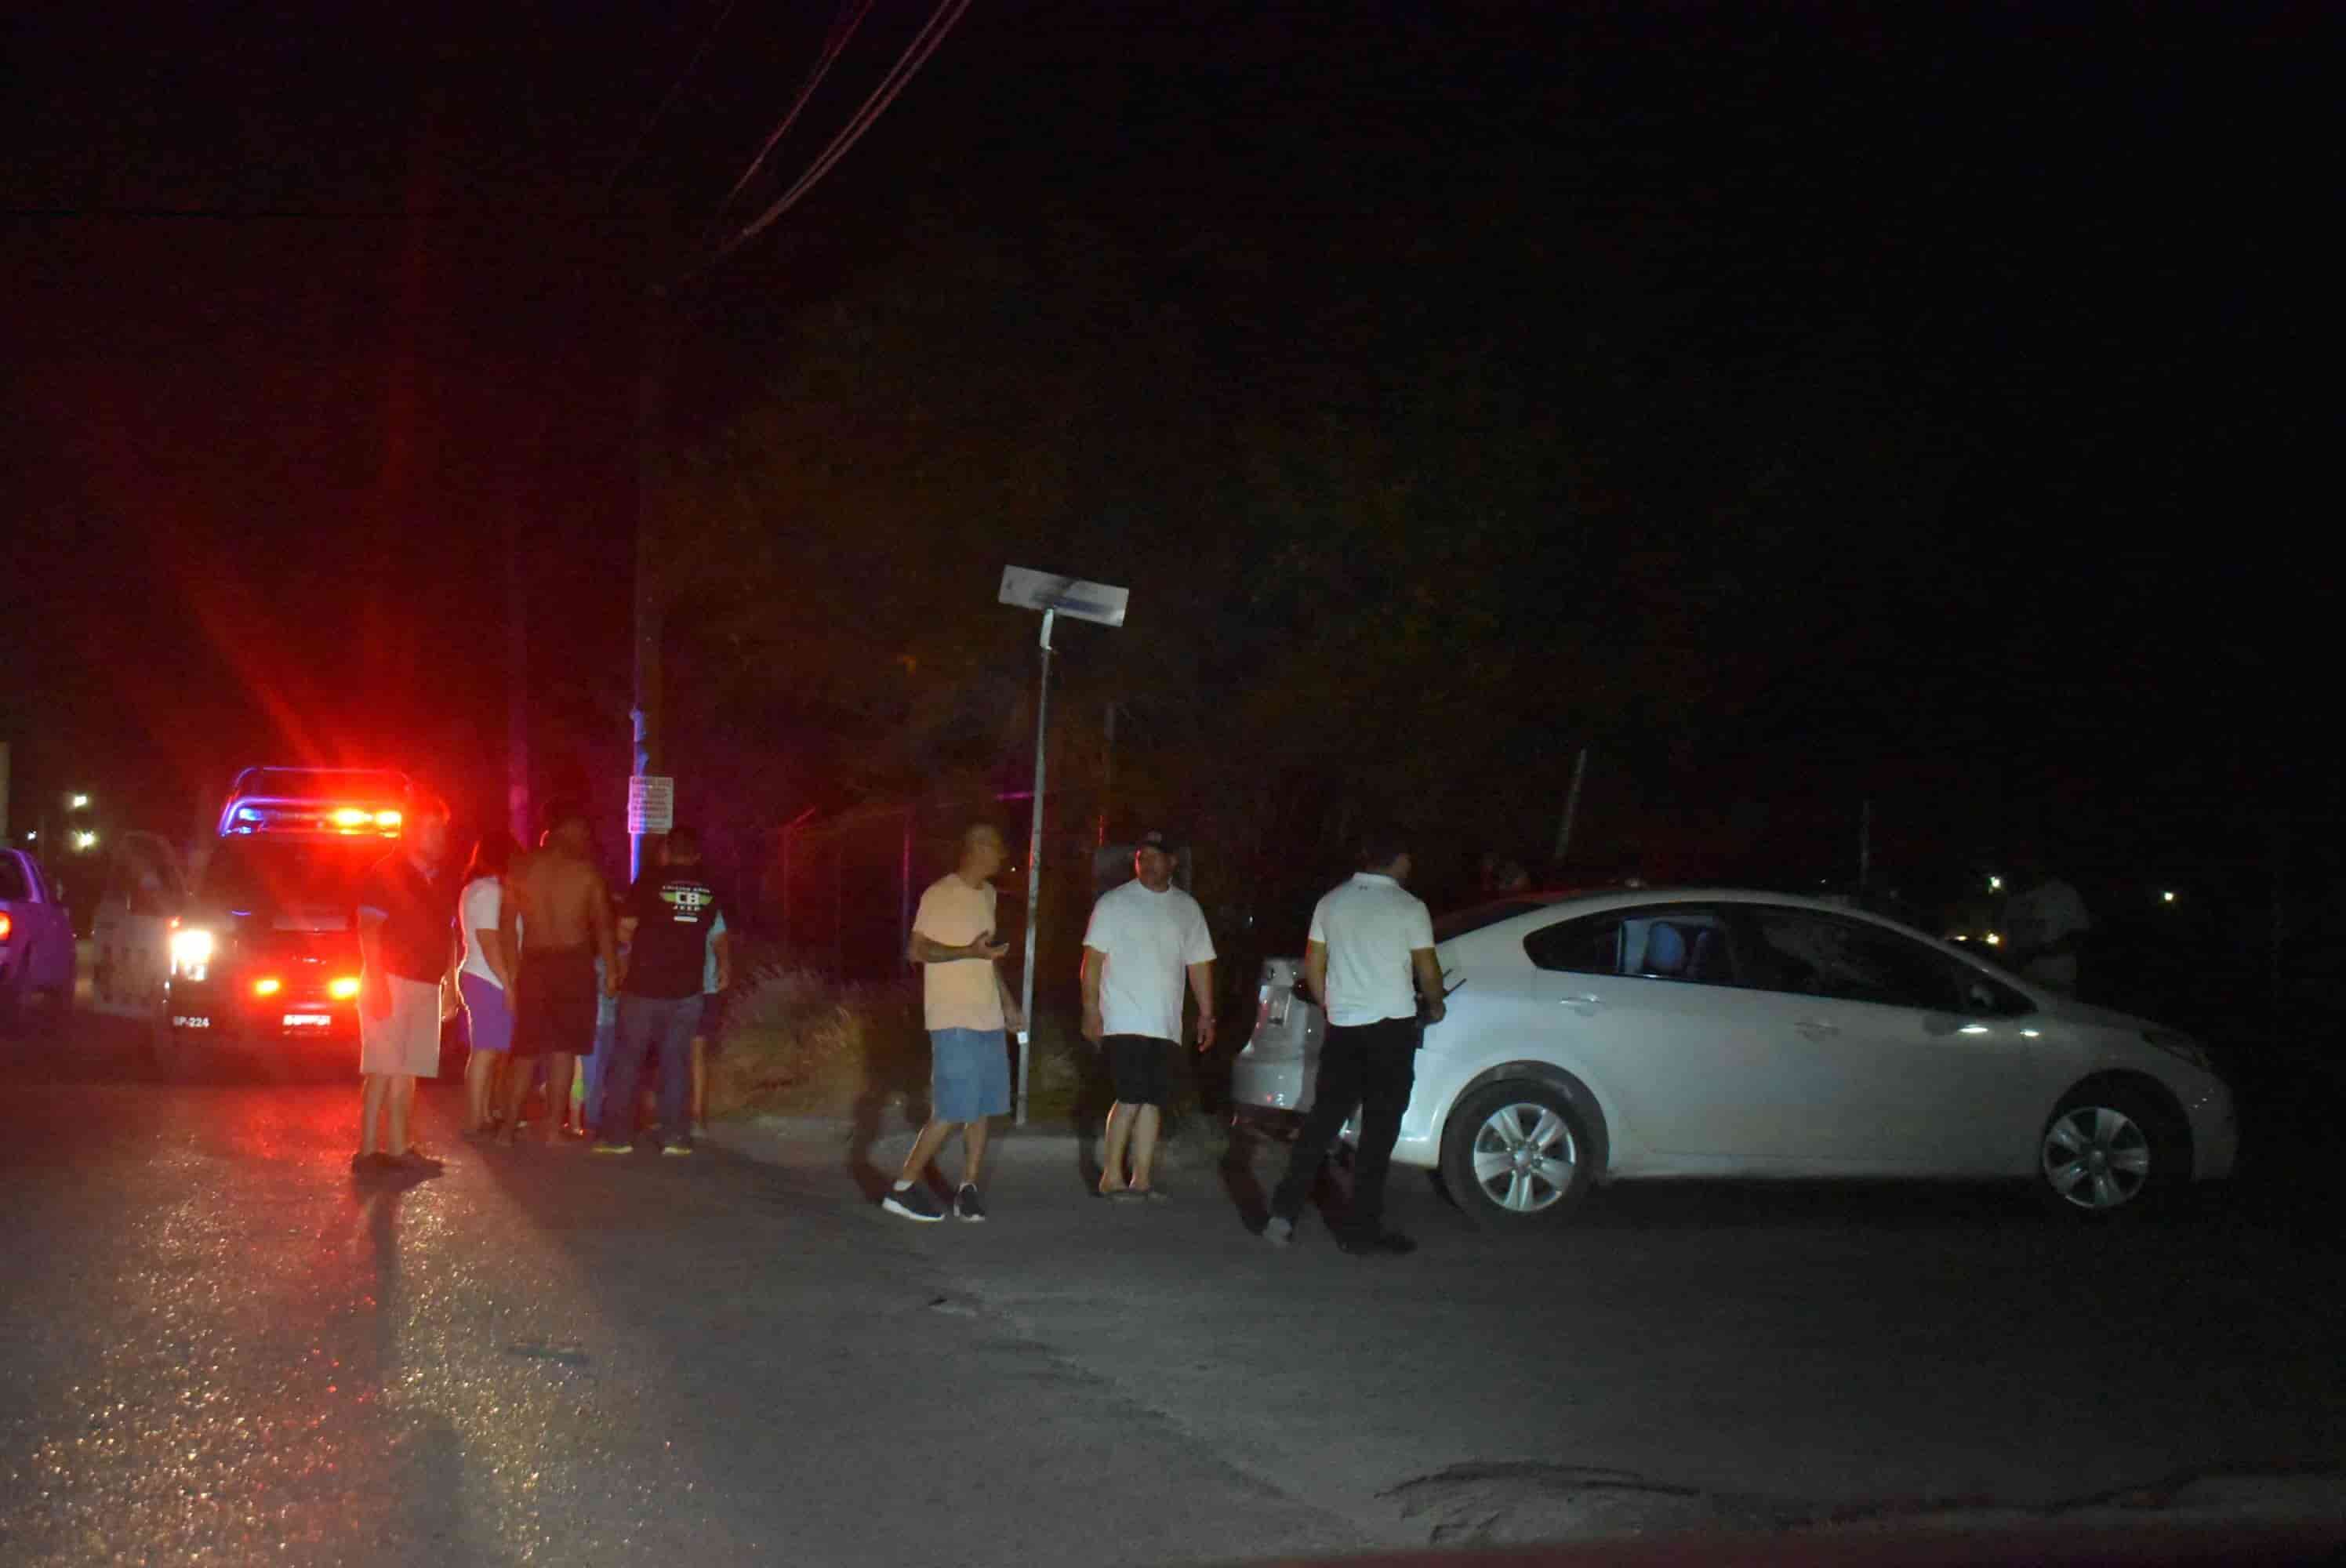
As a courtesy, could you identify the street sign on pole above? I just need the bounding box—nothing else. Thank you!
[626,775,674,837]
[999,566,1129,1123]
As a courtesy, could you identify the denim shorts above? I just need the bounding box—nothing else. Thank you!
[930,1027,1011,1123]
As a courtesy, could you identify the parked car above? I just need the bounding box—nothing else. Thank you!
[0,848,76,1033]
[1232,887,2237,1227]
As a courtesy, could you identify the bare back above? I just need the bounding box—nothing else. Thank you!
[514,847,608,953]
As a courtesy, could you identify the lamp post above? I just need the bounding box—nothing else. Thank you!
[996,568,1129,1123]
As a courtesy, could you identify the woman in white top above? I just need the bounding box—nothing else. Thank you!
[456,829,521,1134]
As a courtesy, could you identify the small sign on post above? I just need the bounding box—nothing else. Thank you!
[626,775,674,837]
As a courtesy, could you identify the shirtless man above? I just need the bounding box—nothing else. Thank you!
[499,806,619,1145]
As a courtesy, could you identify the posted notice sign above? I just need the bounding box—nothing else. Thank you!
[626,775,674,835]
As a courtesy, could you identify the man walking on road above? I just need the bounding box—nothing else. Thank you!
[1082,829,1215,1200]
[503,806,618,1145]
[1265,827,1445,1256]
[355,795,456,1176]
[597,826,728,1156]
[887,822,1023,1222]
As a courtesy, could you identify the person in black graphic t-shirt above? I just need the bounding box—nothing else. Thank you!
[593,826,728,1157]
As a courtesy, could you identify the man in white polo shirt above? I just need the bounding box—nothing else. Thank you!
[1266,826,1445,1257]
[1081,828,1216,1200]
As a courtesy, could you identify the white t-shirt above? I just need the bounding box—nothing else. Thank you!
[1309,873,1435,1027]
[459,877,504,988]
[2004,877,2090,989]
[1082,879,1215,1041]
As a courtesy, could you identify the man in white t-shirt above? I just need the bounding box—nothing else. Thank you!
[1266,826,1445,1257]
[2003,850,2091,992]
[1081,829,1216,1200]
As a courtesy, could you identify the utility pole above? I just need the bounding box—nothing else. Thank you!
[630,204,674,882]
[507,506,530,845]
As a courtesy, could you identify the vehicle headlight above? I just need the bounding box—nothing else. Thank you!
[169,927,216,976]
[2143,1029,2213,1073]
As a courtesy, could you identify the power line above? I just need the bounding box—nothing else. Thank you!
[714,0,877,216]
[601,0,744,203]
[702,0,977,272]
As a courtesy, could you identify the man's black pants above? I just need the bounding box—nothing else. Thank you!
[1269,1014,1418,1240]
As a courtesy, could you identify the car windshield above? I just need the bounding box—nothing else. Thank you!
[198,837,388,913]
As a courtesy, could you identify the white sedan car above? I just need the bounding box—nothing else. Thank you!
[1231,888,2236,1228]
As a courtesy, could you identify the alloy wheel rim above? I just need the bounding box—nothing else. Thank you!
[1469,1102,1577,1213]
[2041,1105,2153,1210]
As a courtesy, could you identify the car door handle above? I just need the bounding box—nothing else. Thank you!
[1558,993,1603,1013]
[1792,1018,1839,1037]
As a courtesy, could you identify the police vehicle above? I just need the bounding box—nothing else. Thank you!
[152,768,420,1079]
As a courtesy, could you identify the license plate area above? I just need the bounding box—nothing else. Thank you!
[282,1013,334,1028]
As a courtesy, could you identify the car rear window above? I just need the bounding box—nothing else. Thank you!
[0,855,29,902]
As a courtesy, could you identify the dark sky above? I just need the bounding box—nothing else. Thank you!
[0,2,2324,869]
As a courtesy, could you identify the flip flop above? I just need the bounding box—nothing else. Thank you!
[1105,1188,1146,1203]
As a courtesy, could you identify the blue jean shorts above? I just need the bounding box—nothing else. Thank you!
[930,1027,1011,1123]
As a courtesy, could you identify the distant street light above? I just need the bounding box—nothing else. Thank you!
[74,830,98,851]
[2161,890,2177,904]
[1987,874,2003,892]
[68,793,90,811]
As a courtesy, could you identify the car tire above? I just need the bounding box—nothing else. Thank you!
[152,1022,214,1084]
[1440,1080,1594,1230]
[2036,1082,2185,1219]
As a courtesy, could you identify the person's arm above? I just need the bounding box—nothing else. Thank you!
[1411,946,1447,1025]
[474,889,519,993]
[997,967,1025,1035]
[909,930,1007,964]
[1080,945,1108,1042]
[590,872,620,994]
[1187,959,1217,1052]
[1302,938,1329,1010]
[358,907,392,1020]
[711,929,733,993]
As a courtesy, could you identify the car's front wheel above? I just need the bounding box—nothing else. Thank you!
[1440,1080,1594,1230]
[2038,1083,2184,1217]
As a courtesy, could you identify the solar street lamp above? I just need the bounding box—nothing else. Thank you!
[997,567,1129,1123]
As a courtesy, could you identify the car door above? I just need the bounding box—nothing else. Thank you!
[90,833,184,1020]
[1721,905,2046,1173]
[1516,902,1778,1169]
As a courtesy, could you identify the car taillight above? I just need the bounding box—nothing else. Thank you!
[252,977,282,997]
[329,976,361,1000]
[0,912,12,942]
[170,926,215,977]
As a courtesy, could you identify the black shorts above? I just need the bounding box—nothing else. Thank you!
[1103,1033,1174,1107]
[515,946,599,1059]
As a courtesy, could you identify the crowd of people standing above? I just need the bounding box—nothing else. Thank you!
[349,800,1451,1256]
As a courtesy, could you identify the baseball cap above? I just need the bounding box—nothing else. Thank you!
[1134,829,1180,857]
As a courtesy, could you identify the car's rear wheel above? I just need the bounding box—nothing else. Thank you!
[152,1022,215,1083]
[1440,1081,1594,1230]
[2037,1083,2184,1218]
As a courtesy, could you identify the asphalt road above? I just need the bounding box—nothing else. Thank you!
[4,1013,2344,1566]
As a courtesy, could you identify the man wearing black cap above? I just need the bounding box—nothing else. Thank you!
[1080,829,1216,1199]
